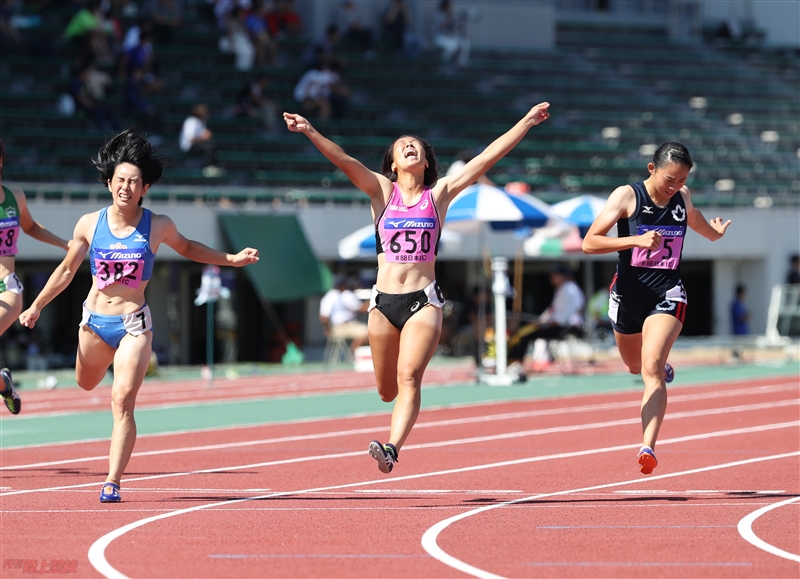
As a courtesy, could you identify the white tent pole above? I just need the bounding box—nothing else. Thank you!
[491,257,509,376]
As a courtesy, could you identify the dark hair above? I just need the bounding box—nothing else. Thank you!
[653,142,693,169]
[381,134,439,186]
[550,263,574,277]
[92,127,165,189]
[0,139,4,177]
[735,284,746,295]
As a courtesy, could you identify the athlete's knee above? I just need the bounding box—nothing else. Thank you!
[396,368,422,391]
[641,356,664,380]
[110,390,137,415]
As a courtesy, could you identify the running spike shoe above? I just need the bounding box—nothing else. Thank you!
[368,440,396,474]
[664,363,674,383]
[0,368,20,415]
[100,482,121,503]
[638,446,658,475]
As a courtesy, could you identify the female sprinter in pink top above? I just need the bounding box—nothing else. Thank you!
[284,103,550,473]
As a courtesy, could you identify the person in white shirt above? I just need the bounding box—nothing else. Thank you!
[319,275,368,354]
[507,264,585,366]
[179,103,220,174]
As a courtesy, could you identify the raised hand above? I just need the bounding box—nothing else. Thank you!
[709,217,731,237]
[231,247,260,267]
[526,102,550,126]
[283,113,312,133]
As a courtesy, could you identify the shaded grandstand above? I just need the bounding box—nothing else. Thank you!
[1,3,798,206]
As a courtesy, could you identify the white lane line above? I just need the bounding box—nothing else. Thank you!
[4,379,796,453]
[1,502,784,515]
[737,495,800,562]
[1,398,796,497]
[420,451,800,579]
[87,426,800,579]
[3,383,797,469]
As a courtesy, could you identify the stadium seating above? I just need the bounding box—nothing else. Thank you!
[1,7,797,202]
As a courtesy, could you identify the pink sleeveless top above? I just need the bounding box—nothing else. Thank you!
[375,183,441,264]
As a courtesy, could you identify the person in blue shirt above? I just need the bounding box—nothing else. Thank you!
[19,128,259,504]
[731,284,750,335]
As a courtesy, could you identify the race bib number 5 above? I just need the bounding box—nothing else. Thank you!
[631,225,685,270]
[0,216,20,256]
[93,249,145,290]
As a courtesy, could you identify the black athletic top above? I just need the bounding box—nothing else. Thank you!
[615,181,687,293]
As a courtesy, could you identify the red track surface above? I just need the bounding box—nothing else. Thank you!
[1,375,798,578]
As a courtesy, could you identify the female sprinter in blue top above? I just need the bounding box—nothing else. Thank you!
[19,128,259,502]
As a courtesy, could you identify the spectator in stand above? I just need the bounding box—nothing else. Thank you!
[293,56,350,121]
[266,0,302,40]
[63,0,115,65]
[787,254,800,285]
[144,0,183,45]
[232,74,278,131]
[244,0,277,66]
[221,5,255,71]
[303,23,341,70]
[119,29,164,94]
[0,0,24,53]
[124,66,164,138]
[334,0,374,56]
[69,61,122,132]
[121,16,153,54]
[382,0,421,57]
[433,0,469,67]
[179,104,222,177]
[213,0,252,32]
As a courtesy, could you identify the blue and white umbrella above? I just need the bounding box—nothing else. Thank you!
[338,224,461,259]
[550,194,607,236]
[445,184,554,231]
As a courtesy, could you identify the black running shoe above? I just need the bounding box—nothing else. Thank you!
[0,368,20,415]
[368,440,396,474]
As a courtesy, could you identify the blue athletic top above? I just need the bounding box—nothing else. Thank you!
[90,207,156,290]
[615,181,687,293]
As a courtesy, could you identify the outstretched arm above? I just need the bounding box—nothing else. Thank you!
[158,215,259,266]
[15,188,70,250]
[440,102,550,201]
[683,187,730,241]
[283,112,390,199]
[19,214,93,329]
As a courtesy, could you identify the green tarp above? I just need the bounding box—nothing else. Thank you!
[218,214,331,302]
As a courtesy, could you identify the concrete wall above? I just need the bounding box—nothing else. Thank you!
[699,0,800,47]
[298,0,555,51]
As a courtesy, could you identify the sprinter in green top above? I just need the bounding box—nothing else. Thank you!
[0,140,70,415]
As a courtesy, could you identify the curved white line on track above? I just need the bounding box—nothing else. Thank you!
[86,423,800,578]
[737,495,800,562]
[421,451,800,579]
